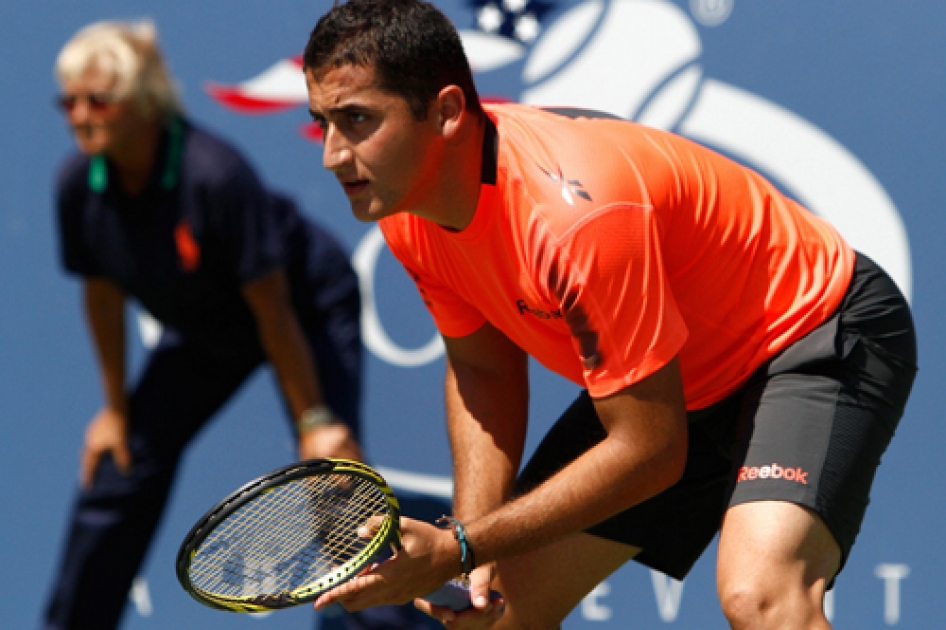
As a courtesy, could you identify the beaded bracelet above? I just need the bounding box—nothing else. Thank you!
[437,516,475,584]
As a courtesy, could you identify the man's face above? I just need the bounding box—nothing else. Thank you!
[58,68,145,157]
[305,63,445,223]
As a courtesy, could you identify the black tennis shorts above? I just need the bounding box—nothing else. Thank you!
[514,252,917,581]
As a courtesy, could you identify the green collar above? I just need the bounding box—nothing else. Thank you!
[88,117,185,193]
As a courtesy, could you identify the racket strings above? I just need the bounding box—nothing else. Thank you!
[188,473,391,600]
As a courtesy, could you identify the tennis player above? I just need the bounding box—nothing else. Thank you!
[43,19,436,630]
[302,1,918,628]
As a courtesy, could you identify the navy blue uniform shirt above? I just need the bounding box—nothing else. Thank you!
[55,118,358,359]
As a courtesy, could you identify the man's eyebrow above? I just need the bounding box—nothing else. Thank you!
[312,103,370,118]
[308,103,371,124]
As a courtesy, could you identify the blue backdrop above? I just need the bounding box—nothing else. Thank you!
[1,1,943,628]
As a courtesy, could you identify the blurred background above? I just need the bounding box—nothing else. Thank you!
[1,1,943,628]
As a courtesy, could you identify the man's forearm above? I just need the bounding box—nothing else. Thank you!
[262,311,323,420]
[242,271,324,421]
[445,360,528,522]
[84,279,127,413]
[463,358,689,569]
[463,425,679,567]
[442,325,530,523]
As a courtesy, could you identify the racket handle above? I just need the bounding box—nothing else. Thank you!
[422,579,503,612]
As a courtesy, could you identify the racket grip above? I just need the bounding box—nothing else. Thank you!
[422,579,503,612]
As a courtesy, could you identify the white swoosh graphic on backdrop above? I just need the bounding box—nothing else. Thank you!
[376,466,454,499]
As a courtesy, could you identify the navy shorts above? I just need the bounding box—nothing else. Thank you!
[514,253,917,580]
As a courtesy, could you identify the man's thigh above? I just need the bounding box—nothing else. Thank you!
[718,500,840,592]
[493,533,639,630]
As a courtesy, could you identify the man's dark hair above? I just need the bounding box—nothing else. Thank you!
[304,0,484,121]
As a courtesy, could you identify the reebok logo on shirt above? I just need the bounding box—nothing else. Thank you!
[516,299,562,320]
[538,165,592,207]
[737,463,809,485]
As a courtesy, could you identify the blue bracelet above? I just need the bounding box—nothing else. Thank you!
[437,516,475,582]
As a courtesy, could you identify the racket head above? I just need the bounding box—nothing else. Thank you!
[175,458,401,613]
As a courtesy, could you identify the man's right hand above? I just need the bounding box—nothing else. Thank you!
[80,407,132,488]
[298,423,363,462]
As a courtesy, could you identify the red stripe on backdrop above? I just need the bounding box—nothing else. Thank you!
[204,82,302,115]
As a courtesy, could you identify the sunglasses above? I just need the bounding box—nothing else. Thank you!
[55,92,118,112]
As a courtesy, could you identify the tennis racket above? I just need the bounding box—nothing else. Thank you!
[176,458,492,613]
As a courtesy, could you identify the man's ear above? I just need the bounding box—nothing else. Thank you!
[434,85,466,140]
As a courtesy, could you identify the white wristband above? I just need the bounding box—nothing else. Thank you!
[297,406,338,433]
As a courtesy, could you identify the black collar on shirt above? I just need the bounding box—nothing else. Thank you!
[481,115,498,186]
[88,117,185,193]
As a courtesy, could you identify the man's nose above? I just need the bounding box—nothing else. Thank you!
[322,126,353,172]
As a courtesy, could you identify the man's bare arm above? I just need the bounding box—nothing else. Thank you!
[462,357,689,567]
[242,269,361,461]
[443,322,530,523]
[312,353,687,614]
[80,278,131,487]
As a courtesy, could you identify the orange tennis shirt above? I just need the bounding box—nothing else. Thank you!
[380,104,855,410]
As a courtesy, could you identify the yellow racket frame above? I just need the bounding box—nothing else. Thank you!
[176,458,401,613]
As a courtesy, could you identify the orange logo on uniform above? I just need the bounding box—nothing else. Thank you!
[174,220,201,272]
[737,463,808,485]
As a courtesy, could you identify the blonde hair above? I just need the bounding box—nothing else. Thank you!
[55,19,184,119]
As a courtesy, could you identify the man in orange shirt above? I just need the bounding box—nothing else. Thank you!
[302,1,917,628]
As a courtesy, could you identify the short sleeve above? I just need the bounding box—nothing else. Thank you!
[56,160,101,277]
[380,219,486,338]
[205,157,284,285]
[543,202,688,397]
[400,256,486,338]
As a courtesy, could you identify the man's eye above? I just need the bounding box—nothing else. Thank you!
[348,112,367,125]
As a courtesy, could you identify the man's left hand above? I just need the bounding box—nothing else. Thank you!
[415,565,506,629]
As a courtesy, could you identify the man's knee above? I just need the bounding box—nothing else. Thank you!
[718,571,829,630]
[717,502,839,627]
[719,575,779,629]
